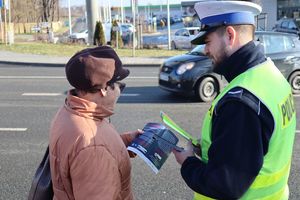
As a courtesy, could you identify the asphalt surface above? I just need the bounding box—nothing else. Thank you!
[0,65,299,200]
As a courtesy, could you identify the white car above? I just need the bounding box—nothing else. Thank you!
[171,27,200,50]
[69,23,136,45]
[31,26,41,33]
[69,30,88,44]
[120,23,135,34]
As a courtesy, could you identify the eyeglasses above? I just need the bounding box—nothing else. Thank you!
[107,81,126,93]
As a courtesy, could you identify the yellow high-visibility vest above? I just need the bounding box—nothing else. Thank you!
[196,59,296,200]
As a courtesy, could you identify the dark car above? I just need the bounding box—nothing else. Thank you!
[273,18,300,37]
[159,31,300,102]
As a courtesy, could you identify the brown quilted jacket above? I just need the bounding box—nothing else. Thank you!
[49,91,134,200]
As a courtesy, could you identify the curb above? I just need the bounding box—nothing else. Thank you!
[0,60,162,68]
[0,61,65,68]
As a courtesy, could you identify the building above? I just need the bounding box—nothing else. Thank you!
[180,0,300,30]
[180,0,277,30]
[112,0,300,31]
[278,0,300,19]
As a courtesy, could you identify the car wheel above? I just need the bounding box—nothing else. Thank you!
[288,71,300,94]
[171,41,176,50]
[196,77,219,102]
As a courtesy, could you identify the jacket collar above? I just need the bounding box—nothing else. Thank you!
[64,90,114,120]
[214,41,266,82]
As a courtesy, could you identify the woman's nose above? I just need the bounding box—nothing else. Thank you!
[204,45,209,55]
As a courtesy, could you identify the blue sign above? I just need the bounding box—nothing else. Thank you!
[0,0,2,8]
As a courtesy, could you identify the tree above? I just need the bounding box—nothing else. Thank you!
[110,20,123,48]
[94,21,106,46]
[42,0,58,22]
[11,0,59,23]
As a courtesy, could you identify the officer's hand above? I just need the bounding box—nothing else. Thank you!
[172,140,194,165]
[193,141,202,157]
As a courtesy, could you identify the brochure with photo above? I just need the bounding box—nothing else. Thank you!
[127,122,182,174]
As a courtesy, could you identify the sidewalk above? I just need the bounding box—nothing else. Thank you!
[0,50,165,67]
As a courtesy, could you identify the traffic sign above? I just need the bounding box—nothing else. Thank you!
[0,0,3,8]
[5,0,8,9]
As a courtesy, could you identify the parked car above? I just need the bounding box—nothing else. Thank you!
[171,27,200,50]
[31,25,41,33]
[273,18,300,37]
[115,23,134,45]
[69,23,135,45]
[120,23,135,34]
[159,31,300,102]
[173,16,183,23]
[69,29,88,44]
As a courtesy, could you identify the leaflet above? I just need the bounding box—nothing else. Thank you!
[127,123,182,174]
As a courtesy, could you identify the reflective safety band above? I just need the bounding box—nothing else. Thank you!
[194,185,289,200]
[193,160,290,200]
[251,160,291,189]
[258,185,289,200]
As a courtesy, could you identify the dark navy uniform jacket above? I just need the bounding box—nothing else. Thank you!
[180,41,274,199]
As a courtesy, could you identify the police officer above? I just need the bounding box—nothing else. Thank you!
[172,1,297,199]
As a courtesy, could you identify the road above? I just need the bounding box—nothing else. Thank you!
[0,65,299,200]
[143,22,184,47]
[68,19,185,47]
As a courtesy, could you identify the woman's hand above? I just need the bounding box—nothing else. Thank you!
[121,129,143,147]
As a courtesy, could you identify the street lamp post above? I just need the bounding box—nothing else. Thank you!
[108,1,112,23]
[68,0,72,35]
[131,0,135,57]
[86,0,99,45]
[167,0,171,50]
[121,0,124,24]
[4,0,7,45]
[0,6,3,44]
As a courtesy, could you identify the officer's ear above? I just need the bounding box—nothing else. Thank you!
[225,26,236,45]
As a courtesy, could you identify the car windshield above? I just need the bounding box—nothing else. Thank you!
[121,24,133,32]
[188,45,206,56]
[189,29,199,35]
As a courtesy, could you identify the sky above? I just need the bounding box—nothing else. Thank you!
[60,0,182,7]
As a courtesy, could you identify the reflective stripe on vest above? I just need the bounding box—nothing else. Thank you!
[194,59,296,200]
[251,160,291,189]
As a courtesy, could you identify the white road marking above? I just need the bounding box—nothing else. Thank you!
[0,128,27,132]
[128,76,157,79]
[0,76,64,79]
[22,93,139,97]
[296,130,300,133]
[22,93,62,96]
[121,93,140,96]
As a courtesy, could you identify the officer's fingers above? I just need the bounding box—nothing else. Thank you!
[186,140,194,151]
[172,148,183,155]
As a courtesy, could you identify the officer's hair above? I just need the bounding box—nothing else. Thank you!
[215,25,255,40]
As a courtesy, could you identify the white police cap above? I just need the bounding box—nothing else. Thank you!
[191,1,262,45]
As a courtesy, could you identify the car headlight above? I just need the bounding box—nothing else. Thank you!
[176,62,195,75]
